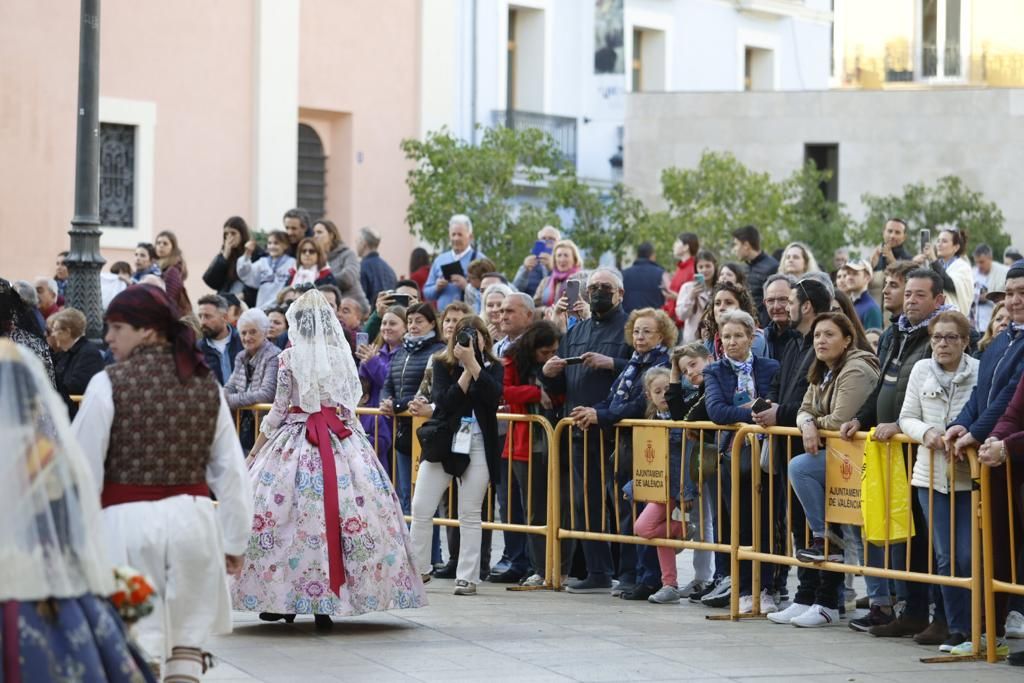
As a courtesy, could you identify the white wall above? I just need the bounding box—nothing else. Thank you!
[624,88,1024,246]
[421,0,832,184]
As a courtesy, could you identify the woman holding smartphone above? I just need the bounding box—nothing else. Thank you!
[676,249,719,343]
[409,316,504,595]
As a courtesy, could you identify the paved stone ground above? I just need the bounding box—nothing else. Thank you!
[205,549,1020,683]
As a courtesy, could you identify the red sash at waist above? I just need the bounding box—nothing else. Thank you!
[299,405,353,595]
[101,482,210,508]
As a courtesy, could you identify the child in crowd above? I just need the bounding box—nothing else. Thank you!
[237,230,296,308]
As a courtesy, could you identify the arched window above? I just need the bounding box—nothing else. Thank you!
[297,123,326,221]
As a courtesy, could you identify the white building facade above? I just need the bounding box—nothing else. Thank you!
[420,0,833,186]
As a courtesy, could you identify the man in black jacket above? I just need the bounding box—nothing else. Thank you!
[542,267,632,593]
[762,274,799,360]
[755,278,834,623]
[197,294,243,386]
[732,225,779,326]
[839,269,949,641]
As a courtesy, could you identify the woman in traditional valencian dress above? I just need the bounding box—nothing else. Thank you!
[232,290,426,628]
[0,339,156,682]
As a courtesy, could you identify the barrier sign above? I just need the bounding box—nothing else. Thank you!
[825,437,865,525]
[632,426,669,502]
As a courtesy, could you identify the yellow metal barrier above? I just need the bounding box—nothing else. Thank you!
[980,458,1024,663]
[732,424,983,663]
[550,417,739,593]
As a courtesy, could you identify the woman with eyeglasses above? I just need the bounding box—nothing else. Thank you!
[896,310,978,653]
[286,238,337,289]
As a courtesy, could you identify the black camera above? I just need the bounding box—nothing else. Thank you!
[457,329,475,347]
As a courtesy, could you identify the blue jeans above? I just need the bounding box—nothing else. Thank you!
[788,453,826,536]
[396,450,412,515]
[917,487,972,634]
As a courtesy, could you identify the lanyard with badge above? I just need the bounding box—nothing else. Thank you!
[452,416,475,454]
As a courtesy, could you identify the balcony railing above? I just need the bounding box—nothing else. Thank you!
[491,110,577,169]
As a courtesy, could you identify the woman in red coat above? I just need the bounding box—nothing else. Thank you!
[664,232,699,326]
[502,320,567,585]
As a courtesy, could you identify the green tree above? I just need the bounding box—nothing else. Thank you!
[401,126,565,275]
[856,176,1008,258]
[658,151,854,267]
[545,177,648,268]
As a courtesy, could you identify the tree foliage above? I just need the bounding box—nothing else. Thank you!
[402,127,649,274]
[856,176,1009,258]
[659,151,853,265]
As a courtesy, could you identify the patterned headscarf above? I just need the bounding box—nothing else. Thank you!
[105,284,208,383]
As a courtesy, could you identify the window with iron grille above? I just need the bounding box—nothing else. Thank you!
[297,124,326,222]
[99,122,136,227]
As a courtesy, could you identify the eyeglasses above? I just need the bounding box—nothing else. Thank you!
[764,298,789,306]
[931,333,962,345]
[587,283,615,294]
[300,249,318,255]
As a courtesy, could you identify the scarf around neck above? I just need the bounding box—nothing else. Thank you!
[402,330,437,354]
[614,345,667,401]
[897,303,954,335]
[726,353,755,404]
[546,266,581,306]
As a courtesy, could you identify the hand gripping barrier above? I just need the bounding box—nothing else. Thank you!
[731,424,983,664]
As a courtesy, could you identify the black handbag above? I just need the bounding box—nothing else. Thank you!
[415,416,471,478]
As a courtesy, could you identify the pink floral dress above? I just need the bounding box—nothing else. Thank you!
[231,354,427,616]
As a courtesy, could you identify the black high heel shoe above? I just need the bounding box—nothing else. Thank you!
[259,612,296,623]
[314,614,333,630]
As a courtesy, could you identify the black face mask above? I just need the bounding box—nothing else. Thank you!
[590,290,615,316]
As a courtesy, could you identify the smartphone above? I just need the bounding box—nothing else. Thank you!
[531,240,553,257]
[563,356,585,365]
[919,228,931,255]
[694,273,705,287]
[355,332,369,347]
[751,397,771,413]
[565,280,581,308]
[390,293,411,308]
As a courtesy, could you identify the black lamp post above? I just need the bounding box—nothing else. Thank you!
[65,0,105,341]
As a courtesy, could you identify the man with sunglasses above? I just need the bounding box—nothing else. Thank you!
[542,268,632,593]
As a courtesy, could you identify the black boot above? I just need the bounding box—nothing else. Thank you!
[314,614,333,630]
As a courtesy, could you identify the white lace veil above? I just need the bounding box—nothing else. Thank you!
[285,289,363,413]
[0,339,114,600]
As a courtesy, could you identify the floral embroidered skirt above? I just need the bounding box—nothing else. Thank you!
[232,416,427,616]
[1,594,156,683]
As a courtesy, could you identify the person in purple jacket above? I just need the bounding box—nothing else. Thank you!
[355,305,407,477]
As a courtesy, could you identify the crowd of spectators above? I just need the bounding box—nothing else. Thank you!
[8,210,1024,661]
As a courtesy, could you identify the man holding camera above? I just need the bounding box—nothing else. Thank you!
[542,268,632,593]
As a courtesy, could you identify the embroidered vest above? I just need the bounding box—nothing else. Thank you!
[105,345,221,486]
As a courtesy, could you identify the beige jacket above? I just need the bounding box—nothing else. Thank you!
[797,349,881,431]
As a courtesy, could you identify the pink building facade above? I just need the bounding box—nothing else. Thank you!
[0,0,420,295]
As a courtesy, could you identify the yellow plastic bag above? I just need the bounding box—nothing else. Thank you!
[860,429,915,545]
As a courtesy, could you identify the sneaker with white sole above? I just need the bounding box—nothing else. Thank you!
[453,580,477,596]
[1006,610,1024,638]
[648,585,682,604]
[760,590,779,614]
[791,604,840,628]
[520,574,545,587]
[950,634,1009,657]
[701,576,732,608]
[767,601,812,624]
[678,578,711,599]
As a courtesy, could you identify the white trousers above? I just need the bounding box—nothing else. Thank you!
[410,433,490,584]
[103,495,232,661]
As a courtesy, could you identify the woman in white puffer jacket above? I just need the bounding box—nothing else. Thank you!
[898,310,978,649]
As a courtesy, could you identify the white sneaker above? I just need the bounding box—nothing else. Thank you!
[520,574,545,587]
[1006,610,1024,638]
[791,603,840,628]
[648,585,682,604]
[738,594,753,614]
[760,589,779,614]
[767,601,811,624]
